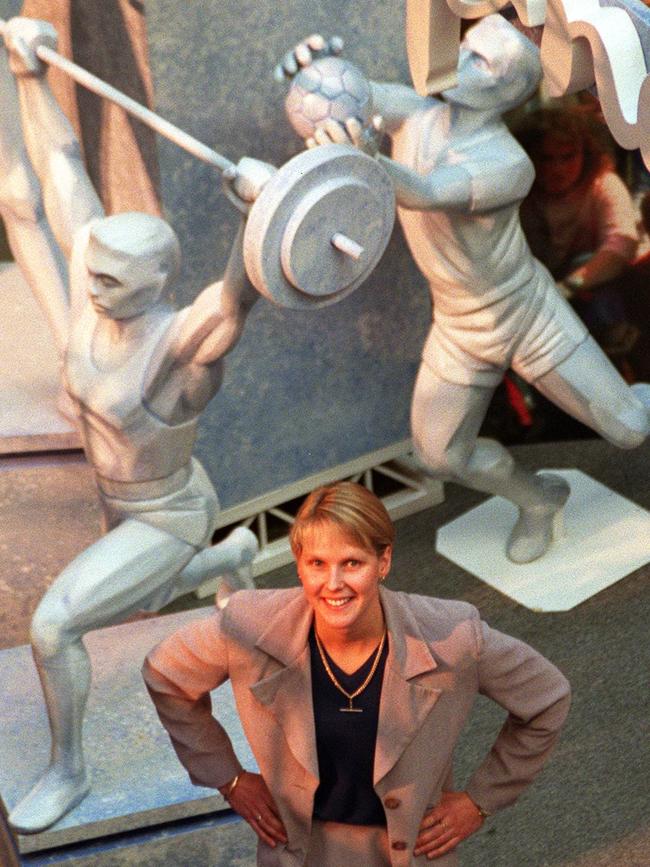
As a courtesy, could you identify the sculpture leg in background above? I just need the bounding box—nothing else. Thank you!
[532,336,650,451]
[411,362,570,564]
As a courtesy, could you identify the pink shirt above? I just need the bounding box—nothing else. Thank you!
[521,171,638,277]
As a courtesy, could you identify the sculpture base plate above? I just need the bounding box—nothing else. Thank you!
[0,609,256,854]
[436,469,650,612]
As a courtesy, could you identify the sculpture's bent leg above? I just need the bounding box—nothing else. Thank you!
[411,362,569,563]
[532,336,650,449]
[10,519,196,834]
[175,525,259,608]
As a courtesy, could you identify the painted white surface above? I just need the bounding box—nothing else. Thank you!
[437,469,650,611]
[0,263,74,439]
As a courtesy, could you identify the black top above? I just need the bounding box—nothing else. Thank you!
[309,625,388,826]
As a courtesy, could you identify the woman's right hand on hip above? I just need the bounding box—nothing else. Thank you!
[223,770,288,848]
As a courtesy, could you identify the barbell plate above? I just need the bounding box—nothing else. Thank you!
[244,144,395,309]
[280,176,383,296]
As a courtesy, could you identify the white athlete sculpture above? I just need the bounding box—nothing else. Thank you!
[4,17,267,833]
[279,16,650,564]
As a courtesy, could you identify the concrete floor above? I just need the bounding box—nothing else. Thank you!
[1,437,649,865]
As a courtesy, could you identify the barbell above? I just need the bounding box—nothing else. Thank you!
[0,18,395,309]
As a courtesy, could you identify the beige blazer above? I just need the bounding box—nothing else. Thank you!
[143,587,570,866]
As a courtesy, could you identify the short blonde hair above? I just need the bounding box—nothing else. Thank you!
[290,481,395,556]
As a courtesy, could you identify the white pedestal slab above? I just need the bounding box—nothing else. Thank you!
[0,607,256,854]
[437,469,650,612]
[0,262,79,453]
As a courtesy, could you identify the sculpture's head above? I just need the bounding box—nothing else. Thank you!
[86,213,181,319]
[443,14,541,114]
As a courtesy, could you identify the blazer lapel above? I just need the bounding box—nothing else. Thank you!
[249,592,319,783]
[374,588,442,785]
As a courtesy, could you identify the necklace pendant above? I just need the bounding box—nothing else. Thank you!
[340,698,363,713]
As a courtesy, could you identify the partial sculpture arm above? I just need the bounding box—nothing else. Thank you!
[382,126,534,213]
[0,54,69,352]
[170,217,258,369]
[152,156,276,378]
[307,113,474,211]
[142,613,244,791]
[4,18,103,260]
[464,618,571,816]
[143,158,275,419]
[377,154,473,211]
[369,81,430,134]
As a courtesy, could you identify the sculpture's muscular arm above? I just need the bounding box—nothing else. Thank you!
[0,54,69,351]
[369,81,430,133]
[175,220,258,367]
[377,151,474,212]
[143,218,258,423]
[5,18,104,261]
[378,112,533,214]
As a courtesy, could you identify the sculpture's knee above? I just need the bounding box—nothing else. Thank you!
[0,161,43,223]
[413,433,473,481]
[590,395,649,450]
[465,438,515,482]
[30,604,71,659]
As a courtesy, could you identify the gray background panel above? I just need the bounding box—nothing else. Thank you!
[145,0,430,507]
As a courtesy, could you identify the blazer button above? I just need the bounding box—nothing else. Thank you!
[384,797,401,809]
[391,840,408,851]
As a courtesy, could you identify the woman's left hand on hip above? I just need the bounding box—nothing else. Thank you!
[413,790,484,859]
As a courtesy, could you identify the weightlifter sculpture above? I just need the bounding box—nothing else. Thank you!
[280,16,650,564]
[3,17,266,832]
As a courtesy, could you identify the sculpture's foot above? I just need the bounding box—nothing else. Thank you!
[215,527,259,610]
[9,765,90,834]
[507,473,570,564]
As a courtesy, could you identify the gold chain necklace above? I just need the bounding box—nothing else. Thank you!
[314,628,387,713]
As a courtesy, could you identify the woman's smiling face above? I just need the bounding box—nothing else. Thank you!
[296,521,391,640]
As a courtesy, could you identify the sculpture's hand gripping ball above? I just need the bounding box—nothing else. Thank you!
[0,17,395,309]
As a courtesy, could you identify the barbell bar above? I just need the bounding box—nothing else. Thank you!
[0,18,395,308]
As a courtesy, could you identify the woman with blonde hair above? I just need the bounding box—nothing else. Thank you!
[143,481,570,865]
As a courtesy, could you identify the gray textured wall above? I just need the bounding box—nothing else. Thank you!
[145,0,430,507]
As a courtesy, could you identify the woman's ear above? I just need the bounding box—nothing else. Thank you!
[379,545,393,579]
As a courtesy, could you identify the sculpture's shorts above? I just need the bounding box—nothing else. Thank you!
[100,458,220,548]
[422,267,588,387]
